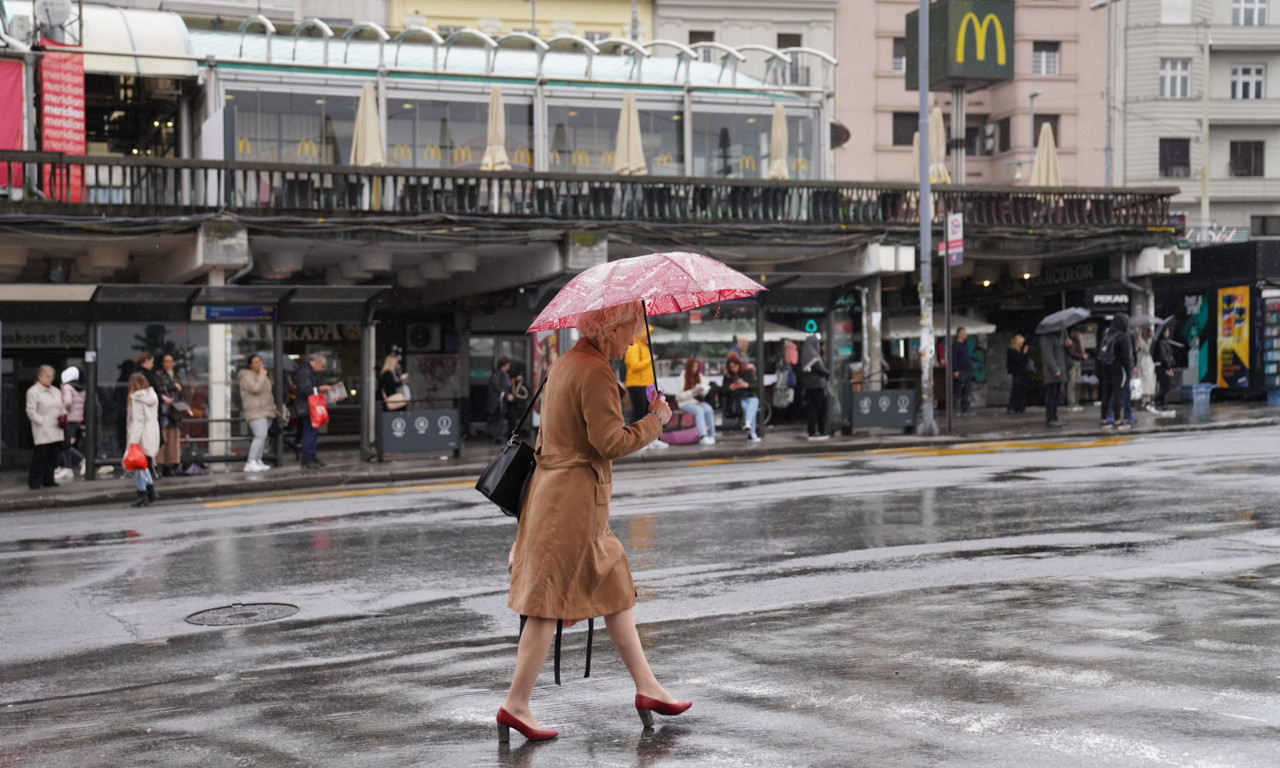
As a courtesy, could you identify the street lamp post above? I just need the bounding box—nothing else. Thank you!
[1090,0,1123,187]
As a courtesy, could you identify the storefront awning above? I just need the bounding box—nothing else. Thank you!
[2,1,197,78]
[883,313,997,341]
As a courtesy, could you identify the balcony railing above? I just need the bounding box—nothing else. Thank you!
[0,151,1177,229]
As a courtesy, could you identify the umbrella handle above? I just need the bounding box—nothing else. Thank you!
[642,300,661,397]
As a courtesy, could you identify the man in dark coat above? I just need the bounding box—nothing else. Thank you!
[1098,313,1135,430]
[951,327,973,416]
[294,353,331,468]
[486,357,513,444]
[1039,329,1068,427]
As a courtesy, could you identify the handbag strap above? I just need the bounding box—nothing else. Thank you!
[508,373,548,440]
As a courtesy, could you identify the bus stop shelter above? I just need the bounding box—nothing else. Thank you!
[0,284,387,477]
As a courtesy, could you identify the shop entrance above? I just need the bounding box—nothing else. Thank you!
[468,334,531,436]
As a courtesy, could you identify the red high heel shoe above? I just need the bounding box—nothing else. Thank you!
[634,694,693,728]
[496,707,558,743]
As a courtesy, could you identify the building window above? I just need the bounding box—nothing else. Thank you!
[1231,65,1266,99]
[1159,58,1191,98]
[777,33,808,86]
[1034,115,1060,145]
[1252,215,1280,235]
[1232,0,1267,25]
[997,116,1011,153]
[1230,140,1265,176]
[892,113,917,146]
[1159,138,1191,177]
[1032,42,1060,76]
[689,30,715,63]
[892,38,906,72]
[1161,0,1194,24]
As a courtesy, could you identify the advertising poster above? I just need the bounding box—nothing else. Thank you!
[1217,286,1250,388]
[0,60,24,187]
[39,38,85,202]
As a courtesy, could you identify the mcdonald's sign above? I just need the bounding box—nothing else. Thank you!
[296,139,319,159]
[655,153,675,168]
[512,147,534,166]
[549,150,562,166]
[391,144,413,164]
[235,137,253,156]
[453,146,473,164]
[738,155,757,172]
[600,151,615,167]
[790,157,809,174]
[905,0,1014,91]
[571,150,590,166]
[423,145,443,162]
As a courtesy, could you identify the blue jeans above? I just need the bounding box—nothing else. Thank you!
[135,467,151,492]
[681,401,716,437]
[301,418,319,462]
[738,396,760,437]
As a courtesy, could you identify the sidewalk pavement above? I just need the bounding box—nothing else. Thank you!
[3,399,1277,513]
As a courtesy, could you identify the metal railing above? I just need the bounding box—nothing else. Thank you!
[0,151,1178,228]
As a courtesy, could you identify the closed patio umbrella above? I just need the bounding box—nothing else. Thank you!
[928,106,951,184]
[1030,122,1062,187]
[480,85,511,171]
[767,103,789,180]
[612,91,647,176]
[349,81,386,167]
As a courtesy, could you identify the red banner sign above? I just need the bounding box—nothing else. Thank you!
[40,38,85,202]
[0,59,23,187]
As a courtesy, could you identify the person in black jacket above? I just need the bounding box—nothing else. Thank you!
[1006,334,1030,414]
[1098,313,1135,430]
[295,353,331,468]
[798,335,831,439]
[487,357,514,443]
[952,327,973,416]
[1039,329,1068,428]
[1152,325,1177,409]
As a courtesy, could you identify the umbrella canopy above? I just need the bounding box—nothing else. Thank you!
[612,91,647,176]
[1029,122,1062,187]
[1034,307,1089,335]
[349,81,386,167]
[1157,315,1177,339]
[480,85,511,171]
[928,106,951,184]
[767,104,789,180]
[528,252,765,333]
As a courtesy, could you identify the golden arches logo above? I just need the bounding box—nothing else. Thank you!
[391,144,413,163]
[423,145,443,162]
[600,151,615,167]
[235,137,252,155]
[738,155,757,172]
[790,157,809,173]
[956,12,1006,65]
[512,148,534,165]
[655,153,675,168]
[550,150,562,166]
[571,150,590,166]
[296,139,319,158]
[453,146,473,164]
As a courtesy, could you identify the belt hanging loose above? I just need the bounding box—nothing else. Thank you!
[519,615,594,686]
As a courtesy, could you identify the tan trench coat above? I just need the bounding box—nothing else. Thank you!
[508,338,662,620]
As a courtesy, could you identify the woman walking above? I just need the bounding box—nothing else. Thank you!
[675,357,716,446]
[125,372,160,506]
[238,354,277,472]
[26,365,65,490]
[1006,335,1030,414]
[499,301,689,742]
[60,365,87,478]
[798,335,831,439]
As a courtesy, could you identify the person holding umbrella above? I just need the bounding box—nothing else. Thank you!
[1152,320,1177,412]
[499,301,685,742]
[1039,328,1068,428]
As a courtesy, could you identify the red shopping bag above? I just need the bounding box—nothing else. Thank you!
[308,392,330,429]
[123,443,148,471]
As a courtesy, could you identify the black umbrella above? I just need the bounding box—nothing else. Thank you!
[1157,315,1177,339]
[1034,307,1089,335]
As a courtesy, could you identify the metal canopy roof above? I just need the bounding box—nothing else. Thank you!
[0,284,388,324]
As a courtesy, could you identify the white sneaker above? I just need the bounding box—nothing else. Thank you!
[748,434,761,442]
[698,435,716,446]
[77,459,86,476]
[54,466,75,482]
[649,439,669,450]
[244,460,264,472]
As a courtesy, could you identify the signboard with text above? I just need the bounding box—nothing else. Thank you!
[39,38,85,202]
[1217,286,1250,388]
[946,212,964,265]
[906,0,1015,91]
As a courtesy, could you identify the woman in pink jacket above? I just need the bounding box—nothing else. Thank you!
[60,366,87,477]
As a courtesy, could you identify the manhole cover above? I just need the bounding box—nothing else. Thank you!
[185,602,299,626]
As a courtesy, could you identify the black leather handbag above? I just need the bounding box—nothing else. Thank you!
[475,375,546,518]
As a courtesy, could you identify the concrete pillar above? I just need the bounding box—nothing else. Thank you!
[206,268,230,464]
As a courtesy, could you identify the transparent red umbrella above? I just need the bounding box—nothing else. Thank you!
[527,251,766,389]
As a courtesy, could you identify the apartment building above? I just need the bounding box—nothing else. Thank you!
[835,0,1109,186]
[388,0,652,40]
[1115,0,1280,231]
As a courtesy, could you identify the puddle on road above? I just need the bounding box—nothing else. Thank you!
[3,530,143,552]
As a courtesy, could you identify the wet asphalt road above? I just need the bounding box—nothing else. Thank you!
[2,428,1279,767]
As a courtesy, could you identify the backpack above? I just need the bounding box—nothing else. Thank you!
[1098,330,1118,367]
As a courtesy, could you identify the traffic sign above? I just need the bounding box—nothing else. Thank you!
[946,212,964,266]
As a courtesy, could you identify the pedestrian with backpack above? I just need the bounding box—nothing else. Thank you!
[1098,313,1135,430]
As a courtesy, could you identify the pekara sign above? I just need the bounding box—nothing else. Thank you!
[906,0,1015,92]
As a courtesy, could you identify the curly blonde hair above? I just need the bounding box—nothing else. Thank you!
[577,301,645,347]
